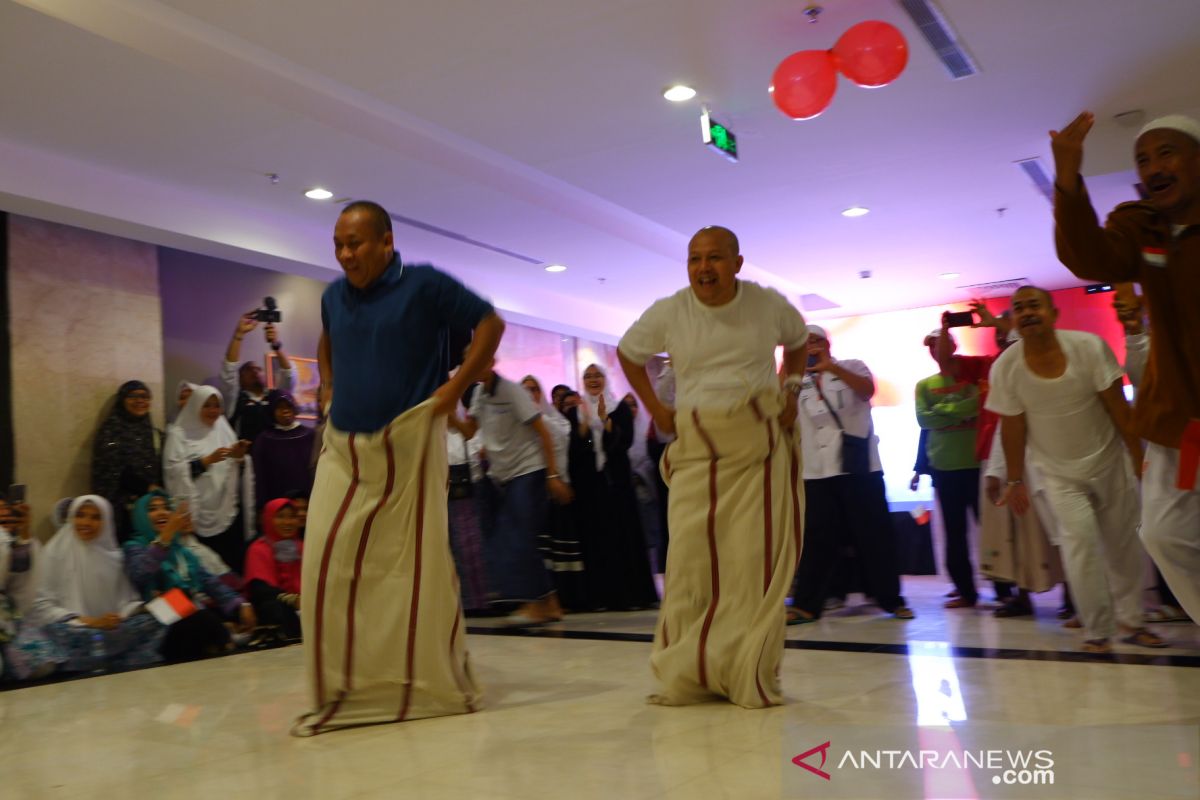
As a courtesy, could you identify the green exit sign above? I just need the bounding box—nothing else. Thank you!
[700,109,738,163]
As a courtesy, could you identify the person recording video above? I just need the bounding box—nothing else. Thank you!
[221,300,297,443]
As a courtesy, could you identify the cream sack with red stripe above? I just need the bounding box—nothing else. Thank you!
[294,400,479,736]
[650,391,802,709]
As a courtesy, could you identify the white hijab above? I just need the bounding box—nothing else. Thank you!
[31,496,141,624]
[163,385,249,537]
[581,368,618,472]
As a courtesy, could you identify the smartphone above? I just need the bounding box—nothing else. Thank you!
[7,484,26,504]
[806,353,819,368]
[944,311,975,328]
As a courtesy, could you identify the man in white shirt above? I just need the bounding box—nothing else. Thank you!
[987,286,1164,653]
[789,325,913,623]
[460,362,572,626]
[221,311,298,442]
[618,225,808,708]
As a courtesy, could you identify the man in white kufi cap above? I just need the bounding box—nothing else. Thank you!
[1050,111,1200,625]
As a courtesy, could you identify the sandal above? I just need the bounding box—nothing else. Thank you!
[943,597,977,609]
[1081,638,1112,654]
[1062,616,1082,629]
[787,608,817,625]
[892,606,915,620]
[1121,629,1168,649]
[994,602,1034,618]
[1145,605,1191,624]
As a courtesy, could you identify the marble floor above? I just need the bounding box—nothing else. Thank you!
[2,577,1197,800]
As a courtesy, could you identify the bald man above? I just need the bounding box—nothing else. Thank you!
[618,226,808,708]
[1052,112,1200,625]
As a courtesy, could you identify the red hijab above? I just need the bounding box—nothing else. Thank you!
[244,498,303,596]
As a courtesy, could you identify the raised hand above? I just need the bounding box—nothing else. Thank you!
[235,312,260,338]
[1049,111,1095,190]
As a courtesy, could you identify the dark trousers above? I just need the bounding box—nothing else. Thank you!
[202,510,247,576]
[479,469,553,603]
[792,472,906,617]
[161,609,231,663]
[931,467,980,603]
[647,437,670,573]
[247,579,302,639]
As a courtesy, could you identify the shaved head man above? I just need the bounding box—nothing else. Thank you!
[618,226,809,708]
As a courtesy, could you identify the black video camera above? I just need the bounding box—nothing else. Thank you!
[250,296,281,324]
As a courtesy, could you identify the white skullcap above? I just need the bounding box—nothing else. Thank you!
[1137,115,1200,145]
[807,324,828,340]
[924,328,946,344]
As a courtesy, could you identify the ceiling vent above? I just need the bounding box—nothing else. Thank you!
[956,278,1030,298]
[1015,157,1055,203]
[387,210,542,265]
[799,293,841,311]
[896,0,979,79]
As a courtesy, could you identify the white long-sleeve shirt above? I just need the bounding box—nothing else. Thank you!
[220,359,297,416]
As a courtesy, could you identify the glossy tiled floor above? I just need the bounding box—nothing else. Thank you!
[3,577,1197,800]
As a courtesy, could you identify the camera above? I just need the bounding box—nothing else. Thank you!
[943,310,975,328]
[250,296,281,324]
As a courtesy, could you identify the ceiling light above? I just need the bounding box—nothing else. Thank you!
[544,264,567,273]
[940,272,960,280]
[304,188,333,200]
[841,206,870,218]
[663,84,697,102]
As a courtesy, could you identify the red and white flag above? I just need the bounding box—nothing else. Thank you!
[1143,247,1167,267]
[145,588,197,625]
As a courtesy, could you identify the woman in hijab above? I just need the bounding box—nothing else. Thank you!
[165,381,196,441]
[244,498,303,642]
[17,496,164,676]
[521,375,587,611]
[578,364,658,611]
[163,385,255,574]
[92,380,163,542]
[125,491,253,662]
[250,391,315,513]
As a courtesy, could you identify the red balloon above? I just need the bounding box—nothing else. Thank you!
[833,20,908,88]
[770,50,838,120]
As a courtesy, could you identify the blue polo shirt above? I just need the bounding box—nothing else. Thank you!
[322,258,494,433]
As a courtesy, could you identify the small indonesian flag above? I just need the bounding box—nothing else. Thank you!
[1143,247,1167,267]
[910,505,931,526]
[145,588,197,625]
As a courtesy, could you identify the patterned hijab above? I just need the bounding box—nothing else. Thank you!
[127,490,206,598]
[92,380,160,504]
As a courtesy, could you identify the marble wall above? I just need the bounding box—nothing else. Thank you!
[7,215,163,541]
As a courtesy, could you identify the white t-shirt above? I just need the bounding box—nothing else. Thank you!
[468,377,545,483]
[796,359,882,480]
[618,281,808,411]
[984,330,1125,482]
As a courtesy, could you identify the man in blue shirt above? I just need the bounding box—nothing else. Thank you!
[295,201,505,736]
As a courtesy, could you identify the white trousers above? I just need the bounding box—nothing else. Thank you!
[1140,442,1200,624]
[1040,455,1144,640]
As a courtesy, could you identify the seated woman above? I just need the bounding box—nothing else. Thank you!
[125,491,254,662]
[20,496,164,677]
[91,380,163,542]
[164,385,255,574]
[244,498,303,642]
[250,391,315,513]
[0,497,53,681]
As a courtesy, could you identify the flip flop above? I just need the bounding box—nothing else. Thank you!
[1121,629,1168,649]
[1081,639,1112,654]
[786,609,817,626]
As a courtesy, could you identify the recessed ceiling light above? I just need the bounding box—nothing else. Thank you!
[544,264,567,273]
[841,206,870,218]
[940,272,960,280]
[304,188,333,200]
[663,84,697,102]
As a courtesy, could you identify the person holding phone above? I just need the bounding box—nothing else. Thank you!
[163,385,255,574]
[0,494,50,679]
[789,325,913,624]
